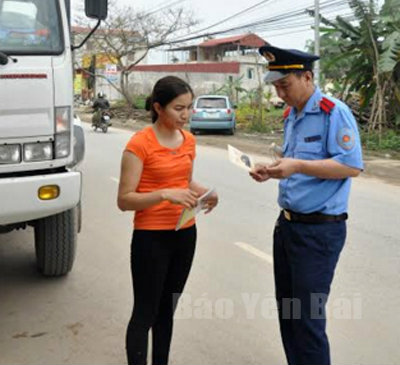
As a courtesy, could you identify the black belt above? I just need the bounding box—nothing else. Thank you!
[282,209,348,224]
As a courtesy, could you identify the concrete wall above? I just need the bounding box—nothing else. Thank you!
[96,74,122,101]
[127,62,272,101]
[127,71,236,96]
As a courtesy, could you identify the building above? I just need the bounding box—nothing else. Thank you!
[128,33,270,101]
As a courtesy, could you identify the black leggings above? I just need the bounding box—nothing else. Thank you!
[126,225,196,365]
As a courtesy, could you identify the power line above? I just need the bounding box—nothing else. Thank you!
[188,0,348,35]
[252,14,354,33]
[143,0,188,16]
[186,0,276,35]
[249,10,353,32]
[257,14,355,39]
[143,0,353,50]
[206,0,348,34]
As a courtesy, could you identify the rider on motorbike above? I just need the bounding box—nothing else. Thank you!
[92,92,111,128]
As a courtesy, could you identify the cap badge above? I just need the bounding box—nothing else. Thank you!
[263,51,276,62]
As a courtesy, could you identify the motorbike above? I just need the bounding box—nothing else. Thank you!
[92,109,112,133]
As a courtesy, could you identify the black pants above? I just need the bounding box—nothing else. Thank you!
[273,214,346,365]
[126,225,196,365]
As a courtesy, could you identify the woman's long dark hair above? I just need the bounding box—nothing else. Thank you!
[145,76,194,123]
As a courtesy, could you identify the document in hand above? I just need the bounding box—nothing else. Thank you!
[175,188,216,231]
[227,144,255,171]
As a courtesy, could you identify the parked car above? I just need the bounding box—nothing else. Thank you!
[190,95,236,135]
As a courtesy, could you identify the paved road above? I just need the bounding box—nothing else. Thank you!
[0,124,399,364]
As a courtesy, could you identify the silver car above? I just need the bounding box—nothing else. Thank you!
[190,95,236,135]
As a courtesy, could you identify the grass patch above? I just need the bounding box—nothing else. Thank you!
[236,104,285,133]
[111,95,148,110]
[361,129,400,152]
[132,94,148,110]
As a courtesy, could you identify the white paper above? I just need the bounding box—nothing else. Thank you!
[269,142,283,161]
[227,144,255,171]
[175,188,216,231]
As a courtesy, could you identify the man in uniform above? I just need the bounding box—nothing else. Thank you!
[250,45,363,365]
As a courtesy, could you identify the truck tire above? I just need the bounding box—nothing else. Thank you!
[34,207,77,276]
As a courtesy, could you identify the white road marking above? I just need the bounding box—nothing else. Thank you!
[111,177,119,183]
[234,241,273,265]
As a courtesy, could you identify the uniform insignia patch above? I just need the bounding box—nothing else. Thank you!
[337,128,355,150]
[320,97,335,114]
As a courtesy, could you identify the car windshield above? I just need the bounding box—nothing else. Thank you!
[197,98,228,109]
[0,0,63,54]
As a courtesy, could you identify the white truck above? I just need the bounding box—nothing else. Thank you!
[0,0,108,276]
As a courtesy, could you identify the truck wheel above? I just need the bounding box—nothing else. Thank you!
[34,207,77,276]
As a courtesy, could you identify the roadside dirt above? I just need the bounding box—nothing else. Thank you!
[76,108,400,186]
[77,107,283,156]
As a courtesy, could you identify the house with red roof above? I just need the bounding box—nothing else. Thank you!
[128,33,269,101]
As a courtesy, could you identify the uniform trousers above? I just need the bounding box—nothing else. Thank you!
[273,213,346,365]
[126,225,196,365]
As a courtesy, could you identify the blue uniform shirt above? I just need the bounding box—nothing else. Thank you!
[278,87,363,215]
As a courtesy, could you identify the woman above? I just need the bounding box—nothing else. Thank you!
[117,76,218,365]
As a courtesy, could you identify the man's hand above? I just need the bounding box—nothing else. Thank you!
[249,163,271,182]
[266,158,301,179]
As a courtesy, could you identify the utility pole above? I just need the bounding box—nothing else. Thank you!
[314,0,320,86]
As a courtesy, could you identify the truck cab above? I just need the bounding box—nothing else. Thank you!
[0,0,107,276]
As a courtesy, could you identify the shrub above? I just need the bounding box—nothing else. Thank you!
[132,94,148,110]
[236,103,284,133]
[361,129,400,151]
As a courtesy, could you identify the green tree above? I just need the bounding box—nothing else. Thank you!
[378,0,400,128]
[305,34,353,82]
[310,0,400,135]
[212,76,247,103]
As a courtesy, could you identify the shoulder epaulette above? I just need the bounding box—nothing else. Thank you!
[283,107,291,119]
[320,97,335,114]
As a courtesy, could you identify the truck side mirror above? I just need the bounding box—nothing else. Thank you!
[85,0,108,20]
[73,0,108,50]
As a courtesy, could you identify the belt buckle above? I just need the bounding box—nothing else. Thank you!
[283,210,291,221]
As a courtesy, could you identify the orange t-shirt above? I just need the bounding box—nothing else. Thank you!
[125,126,196,230]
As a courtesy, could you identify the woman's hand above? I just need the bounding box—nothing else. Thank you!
[201,191,219,214]
[162,189,199,209]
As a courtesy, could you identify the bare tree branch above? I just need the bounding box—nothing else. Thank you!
[74,0,198,106]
